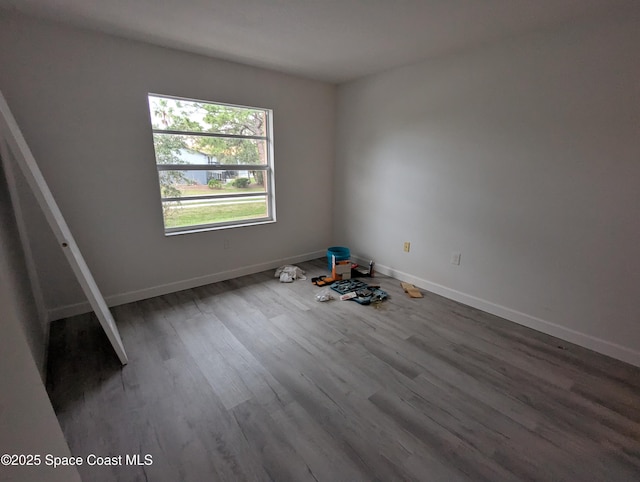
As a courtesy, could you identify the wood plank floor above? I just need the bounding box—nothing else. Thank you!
[47,259,640,481]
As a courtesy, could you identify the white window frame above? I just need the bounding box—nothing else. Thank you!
[148,93,276,235]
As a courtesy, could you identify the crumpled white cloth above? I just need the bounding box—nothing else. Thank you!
[274,265,306,283]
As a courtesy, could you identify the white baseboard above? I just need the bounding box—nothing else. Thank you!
[47,250,325,322]
[355,257,640,368]
[50,251,640,368]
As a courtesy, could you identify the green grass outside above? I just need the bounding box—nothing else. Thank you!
[179,184,265,197]
[164,201,267,228]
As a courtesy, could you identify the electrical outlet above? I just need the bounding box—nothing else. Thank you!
[404,242,411,252]
[450,252,461,265]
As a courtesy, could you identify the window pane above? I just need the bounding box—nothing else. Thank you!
[159,170,267,199]
[148,94,274,233]
[152,133,267,166]
[162,195,269,229]
[149,95,267,137]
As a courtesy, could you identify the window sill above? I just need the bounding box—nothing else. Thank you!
[164,218,276,236]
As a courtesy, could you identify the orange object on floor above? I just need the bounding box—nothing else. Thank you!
[401,282,423,298]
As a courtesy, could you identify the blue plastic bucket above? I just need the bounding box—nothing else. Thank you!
[327,246,350,272]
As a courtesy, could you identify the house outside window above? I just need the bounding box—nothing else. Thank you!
[147,94,275,234]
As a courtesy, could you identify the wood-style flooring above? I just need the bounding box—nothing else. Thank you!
[46,259,640,481]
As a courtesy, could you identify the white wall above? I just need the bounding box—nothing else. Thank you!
[336,9,640,365]
[0,160,80,482]
[0,12,335,319]
[0,11,335,317]
[0,160,46,375]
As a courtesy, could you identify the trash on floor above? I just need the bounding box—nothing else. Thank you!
[274,265,306,283]
[312,275,336,286]
[332,258,352,280]
[330,279,388,305]
[326,246,350,271]
[314,288,335,302]
[351,260,375,278]
[401,282,423,298]
[325,246,355,281]
[339,291,357,301]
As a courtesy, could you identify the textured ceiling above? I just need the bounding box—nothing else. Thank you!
[0,0,636,83]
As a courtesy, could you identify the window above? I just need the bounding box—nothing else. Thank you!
[147,94,275,234]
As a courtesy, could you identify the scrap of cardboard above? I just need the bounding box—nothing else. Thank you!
[332,258,351,280]
[401,282,423,298]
